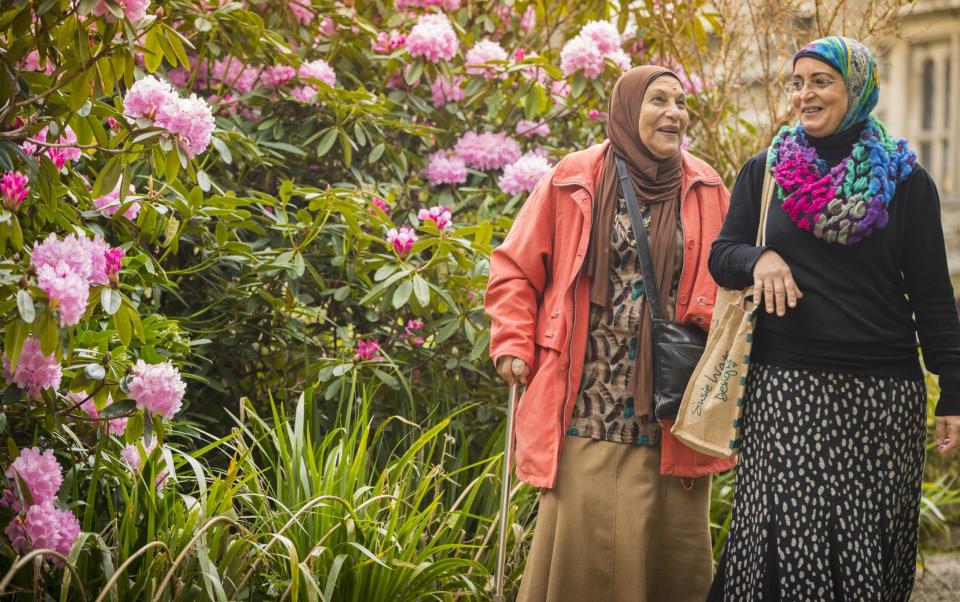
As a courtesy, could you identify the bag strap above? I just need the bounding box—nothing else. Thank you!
[615,155,664,321]
[757,166,775,246]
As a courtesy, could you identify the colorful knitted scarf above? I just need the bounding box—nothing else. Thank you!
[767,116,916,245]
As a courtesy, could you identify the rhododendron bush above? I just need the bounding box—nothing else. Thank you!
[0,0,821,597]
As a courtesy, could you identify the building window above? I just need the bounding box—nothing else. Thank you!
[910,41,954,191]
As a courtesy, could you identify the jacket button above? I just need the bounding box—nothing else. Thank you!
[678,294,689,305]
[696,316,706,326]
[686,239,695,249]
[697,295,706,306]
[664,465,675,475]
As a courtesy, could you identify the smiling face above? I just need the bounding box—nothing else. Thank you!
[637,76,689,159]
[792,57,848,137]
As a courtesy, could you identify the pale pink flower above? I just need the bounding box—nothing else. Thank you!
[82,236,110,286]
[165,67,191,88]
[580,21,622,55]
[26,126,81,170]
[212,58,259,93]
[93,184,140,221]
[36,263,89,326]
[354,339,383,361]
[5,500,80,560]
[424,151,467,187]
[290,86,318,103]
[465,39,508,79]
[454,132,521,171]
[607,49,632,71]
[406,14,458,63]
[430,76,465,107]
[319,17,335,37]
[395,0,461,9]
[288,1,313,25]
[515,120,550,138]
[499,152,552,195]
[550,80,571,102]
[2,339,61,399]
[4,448,62,505]
[31,233,93,282]
[154,93,215,158]
[386,227,418,255]
[560,36,606,78]
[20,50,54,74]
[70,391,129,436]
[262,65,296,87]
[128,360,186,419]
[520,6,536,32]
[406,319,424,331]
[418,205,452,230]
[92,0,151,23]
[121,438,157,473]
[298,59,336,87]
[372,31,406,53]
[1,171,29,210]
[123,75,177,120]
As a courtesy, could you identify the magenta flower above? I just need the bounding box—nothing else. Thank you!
[404,320,425,346]
[514,48,526,62]
[454,132,521,171]
[372,31,406,53]
[4,500,80,561]
[36,263,89,327]
[515,120,550,138]
[430,76,466,107]
[104,247,125,285]
[369,197,390,216]
[3,339,62,399]
[4,448,62,505]
[92,0,151,22]
[262,65,296,87]
[93,184,140,221]
[465,39,508,79]
[424,151,468,187]
[588,109,608,120]
[386,227,418,255]
[354,339,383,361]
[1,171,29,210]
[298,59,337,88]
[499,153,553,195]
[288,0,313,25]
[406,14,458,63]
[154,93,215,158]
[24,126,81,170]
[128,360,187,419]
[418,205,453,230]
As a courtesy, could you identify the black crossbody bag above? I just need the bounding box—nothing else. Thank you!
[614,155,707,420]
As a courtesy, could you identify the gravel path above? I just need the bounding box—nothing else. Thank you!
[912,553,960,601]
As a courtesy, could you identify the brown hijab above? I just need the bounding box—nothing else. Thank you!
[584,65,685,420]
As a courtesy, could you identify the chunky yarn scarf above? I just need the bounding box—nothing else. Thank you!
[766,116,917,245]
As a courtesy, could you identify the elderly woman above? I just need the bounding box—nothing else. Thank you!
[707,37,960,600]
[485,66,735,601]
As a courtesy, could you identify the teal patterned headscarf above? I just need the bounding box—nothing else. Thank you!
[793,36,879,133]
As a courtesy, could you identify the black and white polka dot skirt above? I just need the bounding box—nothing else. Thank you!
[708,364,927,602]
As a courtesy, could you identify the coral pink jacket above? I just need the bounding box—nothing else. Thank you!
[485,141,738,488]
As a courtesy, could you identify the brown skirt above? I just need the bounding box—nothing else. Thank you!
[518,436,713,602]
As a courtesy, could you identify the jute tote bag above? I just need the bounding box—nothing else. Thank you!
[670,168,775,458]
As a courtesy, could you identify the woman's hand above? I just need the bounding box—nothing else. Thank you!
[752,249,804,316]
[935,415,960,455]
[496,355,529,385]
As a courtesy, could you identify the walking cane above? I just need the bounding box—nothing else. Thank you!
[494,382,519,602]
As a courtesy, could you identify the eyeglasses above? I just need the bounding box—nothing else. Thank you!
[783,77,837,96]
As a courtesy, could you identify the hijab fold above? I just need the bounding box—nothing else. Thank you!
[584,66,684,420]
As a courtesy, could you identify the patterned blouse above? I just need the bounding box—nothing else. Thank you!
[567,195,683,445]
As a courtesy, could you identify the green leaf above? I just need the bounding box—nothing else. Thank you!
[99,399,135,420]
[3,319,30,372]
[16,290,35,323]
[211,137,232,164]
[164,148,180,181]
[393,280,413,309]
[37,311,58,356]
[373,265,397,282]
[196,170,211,192]
[412,275,430,307]
[338,130,353,167]
[144,29,164,73]
[100,288,121,315]
[405,61,423,86]
[114,305,132,346]
[368,143,385,164]
[143,411,153,447]
[91,156,122,199]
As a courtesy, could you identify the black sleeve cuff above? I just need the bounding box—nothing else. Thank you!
[935,369,960,416]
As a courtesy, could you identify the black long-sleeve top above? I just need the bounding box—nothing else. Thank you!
[708,124,960,415]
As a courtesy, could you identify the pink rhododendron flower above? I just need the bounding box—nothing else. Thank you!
[121,438,158,473]
[424,151,467,187]
[4,500,80,560]
[588,109,608,120]
[454,132,521,171]
[319,17,335,37]
[2,339,62,399]
[499,152,553,195]
[262,64,296,87]
[154,93,215,158]
[123,75,176,120]
[23,126,81,170]
[372,31,406,53]
[128,360,187,419]
[418,205,452,230]
[550,80,571,102]
[93,184,140,221]
[520,5,536,32]
[290,86,318,103]
[1,171,29,210]
[36,263,89,327]
[81,236,111,286]
[404,319,425,346]
[298,59,336,87]
[212,58,259,93]
[20,50,54,74]
[31,233,93,282]
[580,20,622,54]
[560,35,606,78]
[4,448,62,505]
[92,0,151,23]
[165,67,191,88]
[464,39,508,79]
[406,14,458,63]
[430,76,465,107]
[395,0,461,8]
[354,339,383,361]
[288,0,313,25]
[386,227,418,255]
[515,120,550,138]
[68,391,129,436]
[104,247,125,282]
[514,48,526,62]
[369,197,390,215]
